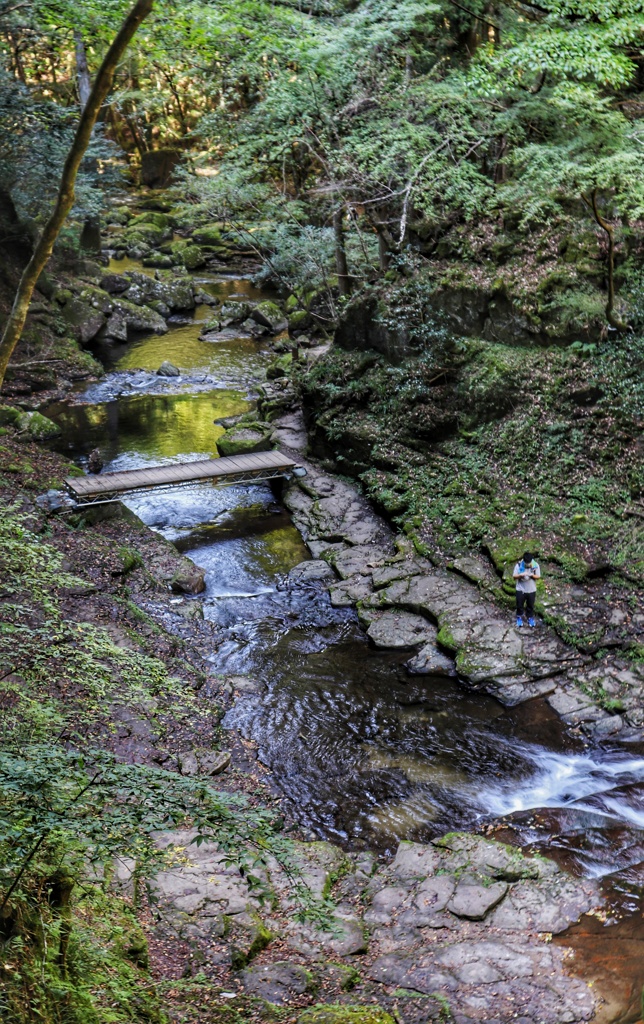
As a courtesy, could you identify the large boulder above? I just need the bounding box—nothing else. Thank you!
[15,410,61,441]
[216,423,273,457]
[62,297,107,344]
[191,223,224,246]
[140,148,182,188]
[251,300,288,333]
[123,270,194,312]
[104,298,168,339]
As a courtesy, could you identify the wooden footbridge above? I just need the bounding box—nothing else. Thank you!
[64,450,303,508]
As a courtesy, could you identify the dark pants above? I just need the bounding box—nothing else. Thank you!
[516,590,536,617]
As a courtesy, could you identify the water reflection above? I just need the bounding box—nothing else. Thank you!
[47,390,251,464]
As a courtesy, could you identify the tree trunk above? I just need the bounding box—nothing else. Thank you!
[74,31,92,111]
[377,229,390,272]
[583,189,630,332]
[0,0,155,388]
[333,207,351,297]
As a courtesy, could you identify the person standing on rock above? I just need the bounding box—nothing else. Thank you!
[513,551,540,628]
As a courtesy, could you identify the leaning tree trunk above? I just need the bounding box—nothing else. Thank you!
[0,0,155,388]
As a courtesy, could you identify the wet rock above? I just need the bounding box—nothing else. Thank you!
[367,610,435,649]
[289,560,336,584]
[405,643,456,676]
[251,300,288,333]
[330,544,388,580]
[216,424,273,457]
[157,360,180,377]
[170,561,206,594]
[88,448,103,473]
[241,961,314,1004]
[447,878,508,920]
[329,575,374,607]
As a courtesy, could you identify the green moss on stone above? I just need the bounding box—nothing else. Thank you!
[298,1006,395,1024]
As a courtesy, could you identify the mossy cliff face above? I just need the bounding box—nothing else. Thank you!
[298,277,644,659]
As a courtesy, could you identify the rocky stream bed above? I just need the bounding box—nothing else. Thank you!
[7,201,644,1024]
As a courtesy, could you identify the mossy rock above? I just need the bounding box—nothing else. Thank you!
[130,211,169,230]
[191,223,224,246]
[289,309,313,333]
[0,405,21,427]
[142,253,174,269]
[16,411,61,441]
[252,300,287,333]
[121,224,166,248]
[267,353,293,380]
[487,536,539,580]
[298,1006,395,1024]
[216,423,273,457]
[180,244,206,270]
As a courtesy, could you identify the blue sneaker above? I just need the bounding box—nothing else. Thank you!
[516,616,523,628]
[528,617,536,628]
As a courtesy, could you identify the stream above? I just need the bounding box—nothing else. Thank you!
[45,258,644,1021]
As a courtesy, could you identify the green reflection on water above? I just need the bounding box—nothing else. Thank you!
[112,312,269,376]
[252,522,309,574]
[48,390,251,462]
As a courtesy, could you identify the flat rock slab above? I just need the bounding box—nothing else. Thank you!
[406,642,456,676]
[367,610,436,649]
[447,878,508,920]
[241,961,312,1004]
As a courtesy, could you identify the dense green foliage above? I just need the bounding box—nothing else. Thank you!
[0,505,304,1023]
[2,0,643,313]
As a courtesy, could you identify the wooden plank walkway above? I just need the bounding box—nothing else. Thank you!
[65,450,298,502]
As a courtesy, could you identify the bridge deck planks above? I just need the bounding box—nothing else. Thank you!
[65,450,297,499]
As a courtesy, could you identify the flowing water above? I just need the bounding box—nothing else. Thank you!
[46,259,644,1019]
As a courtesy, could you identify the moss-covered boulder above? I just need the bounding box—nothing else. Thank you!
[0,405,20,426]
[298,1006,395,1024]
[130,211,170,231]
[288,308,313,334]
[191,223,224,246]
[142,253,174,269]
[16,411,61,441]
[267,352,293,380]
[216,423,273,457]
[180,244,206,270]
[251,300,288,333]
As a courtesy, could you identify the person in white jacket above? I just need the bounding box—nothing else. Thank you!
[513,551,540,628]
